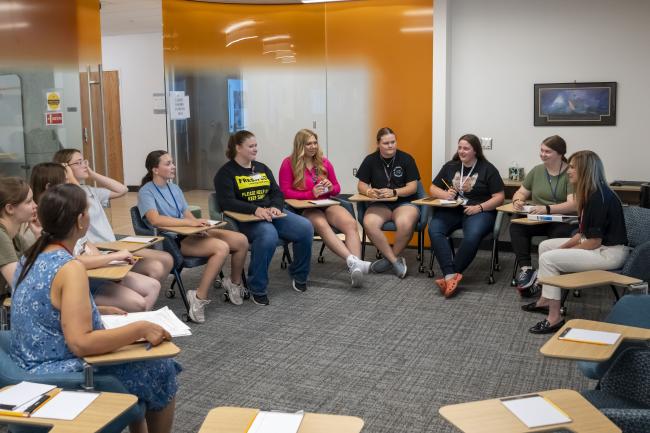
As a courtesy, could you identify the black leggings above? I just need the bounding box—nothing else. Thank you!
[509,222,575,267]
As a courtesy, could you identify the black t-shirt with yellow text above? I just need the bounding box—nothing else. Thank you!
[214,160,284,214]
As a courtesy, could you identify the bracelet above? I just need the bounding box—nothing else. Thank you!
[393,188,398,197]
[545,205,551,214]
[479,204,484,212]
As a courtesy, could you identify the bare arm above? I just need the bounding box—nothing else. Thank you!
[54,260,170,357]
[357,180,380,199]
[144,209,206,228]
[87,167,128,199]
[429,183,457,200]
[1,262,16,290]
[76,242,134,270]
[511,186,531,210]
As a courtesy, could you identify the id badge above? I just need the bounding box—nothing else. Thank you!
[461,198,469,206]
[251,173,263,181]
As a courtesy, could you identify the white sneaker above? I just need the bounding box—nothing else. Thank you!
[347,255,371,274]
[350,266,364,288]
[187,290,211,323]
[222,278,243,306]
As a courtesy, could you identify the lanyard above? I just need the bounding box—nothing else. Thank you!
[382,155,396,188]
[310,166,319,185]
[545,162,564,203]
[153,182,182,218]
[458,161,477,196]
[52,242,73,255]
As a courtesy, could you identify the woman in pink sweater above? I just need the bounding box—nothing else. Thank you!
[279,129,371,288]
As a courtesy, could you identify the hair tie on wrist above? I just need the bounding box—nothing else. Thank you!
[479,204,484,212]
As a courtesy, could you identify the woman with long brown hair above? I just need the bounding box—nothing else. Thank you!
[279,129,370,287]
[524,150,629,334]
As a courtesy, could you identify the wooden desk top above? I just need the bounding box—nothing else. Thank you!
[87,263,134,281]
[84,341,180,365]
[496,203,520,213]
[540,319,650,362]
[95,236,164,252]
[411,197,461,207]
[439,389,620,433]
[198,407,364,433]
[284,199,340,209]
[224,211,287,223]
[0,391,137,433]
[510,217,548,226]
[159,221,227,236]
[347,193,398,202]
[538,270,642,290]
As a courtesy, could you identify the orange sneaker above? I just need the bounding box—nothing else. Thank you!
[435,278,447,294]
[444,273,463,298]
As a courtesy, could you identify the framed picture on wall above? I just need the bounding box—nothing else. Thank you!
[534,82,617,126]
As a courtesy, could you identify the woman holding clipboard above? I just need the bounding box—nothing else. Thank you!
[428,134,504,298]
[279,129,371,288]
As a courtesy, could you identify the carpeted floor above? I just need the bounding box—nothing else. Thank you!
[155,244,615,433]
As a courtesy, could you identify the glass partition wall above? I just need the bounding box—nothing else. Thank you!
[163,0,433,193]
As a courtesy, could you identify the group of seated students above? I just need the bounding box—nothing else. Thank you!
[0,128,630,432]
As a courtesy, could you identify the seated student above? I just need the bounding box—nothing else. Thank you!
[10,184,180,433]
[0,177,38,297]
[31,162,160,314]
[279,129,371,287]
[214,130,313,306]
[53,149,174,290]
[139,150,249,322]
[524,151,630,334]
[355,127,420,278]
[510,135,576,295]
[428,133,505,298]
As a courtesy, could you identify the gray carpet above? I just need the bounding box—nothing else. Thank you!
[156,245,615,433]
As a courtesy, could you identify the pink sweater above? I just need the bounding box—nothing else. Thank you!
[279,157,342,200]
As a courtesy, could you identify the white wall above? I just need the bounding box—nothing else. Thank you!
[446,0,650,181]
[102,32,167,186]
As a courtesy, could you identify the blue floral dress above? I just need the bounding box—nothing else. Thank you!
[10,249,181,411]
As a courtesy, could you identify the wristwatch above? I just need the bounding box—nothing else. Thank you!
[393,189,398,197]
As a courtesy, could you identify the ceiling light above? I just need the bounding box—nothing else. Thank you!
[0,22,29,31]
[224,20,255,34]
[403,8,433,16]
[262,35,290,42]
[400,26,433,33]
[226,35,258,48]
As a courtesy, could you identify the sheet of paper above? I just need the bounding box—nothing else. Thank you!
[101,306,191,337]
[107,260,130,266]
[31,391,99,420]
[501,395,571,428]
[0,382,55,408]
[308,199,338,206]
[119,236,155,244]
[522,205,534,213]
[247,411,304,433]
[207,219,222,226]
[559,328,621,345]
[439,199,459,205]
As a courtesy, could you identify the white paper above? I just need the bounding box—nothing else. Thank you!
[0,382,55,408]
[247,411,304,433]
[439,199,459,205]
[308,199,338,206]
[107,260,130,266]
[31,391,99,420]
[120,236,156,244]
[559,328,621,345]
[522,205,534,213]
[207,219,222,226]
[501,395,571,428]
[101,306,191,337]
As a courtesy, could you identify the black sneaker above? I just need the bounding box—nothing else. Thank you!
[292,279,307,292]
[515,266,538,289]
[252,294,270,305]
[518,282,542,298]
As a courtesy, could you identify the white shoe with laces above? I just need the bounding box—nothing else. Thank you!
[187,290,211,323]
[222,278,243,305]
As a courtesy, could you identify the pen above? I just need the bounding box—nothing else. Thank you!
[145,343,153,351]
[441,178,453,190]
[24,388,61,416]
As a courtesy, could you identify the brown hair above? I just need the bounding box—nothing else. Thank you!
[142,150,169,186]
[52,148,81,164]
[452,133,486,162]
[30,162,66,204]
[16,184,88,286]
[376,127,396,143]
[291,129,327,190]
[226,130,255,160]
[0,177,30,218]
[541,135,568,162]
[568,150,610,215]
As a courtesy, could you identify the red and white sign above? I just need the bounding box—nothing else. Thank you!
[45,112,63,126]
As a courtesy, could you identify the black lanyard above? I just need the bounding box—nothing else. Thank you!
[545,162,564,203]
[153,182,182,218]
[382,155,396,188]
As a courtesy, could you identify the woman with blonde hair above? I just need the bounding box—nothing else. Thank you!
[524,150,629,334]
[279,129,371,287]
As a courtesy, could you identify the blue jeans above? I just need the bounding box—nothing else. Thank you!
[428,207,496,275]
[238,209,313,296]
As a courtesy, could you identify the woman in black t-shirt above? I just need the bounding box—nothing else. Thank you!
[428,134,505,298]
[355,127,421,279]
[524,150,630,334]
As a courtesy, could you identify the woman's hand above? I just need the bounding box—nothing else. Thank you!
[320,178,333,190]
[269,207,283,217]
[365,188,380,199]
[377,188,393,198]
[254,207,273,222]
[512,198,525,211]
[463,205,482,216]
[312,183,326,197]
[111,250,135,264]
[444,188,458,201]
[138,321,171,346]
[97,306,127,315]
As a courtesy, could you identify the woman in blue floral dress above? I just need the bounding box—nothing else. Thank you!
[10,184,180,433]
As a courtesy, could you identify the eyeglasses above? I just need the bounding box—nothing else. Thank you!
[68,159,89,167]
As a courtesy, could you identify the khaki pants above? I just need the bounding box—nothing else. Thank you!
[538,238,630,300]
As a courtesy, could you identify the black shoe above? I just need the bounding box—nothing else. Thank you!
[520,301,549,314]
[529,319,565,334]
[292,279,307,292]
[515,266,538,289]
[252,294,270,306]
[518,282,542,298]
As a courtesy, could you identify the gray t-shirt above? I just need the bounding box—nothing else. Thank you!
[81,185,116,243]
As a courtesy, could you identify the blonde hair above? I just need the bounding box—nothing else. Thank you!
[568,150,610,215]
[291,129,327,190]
